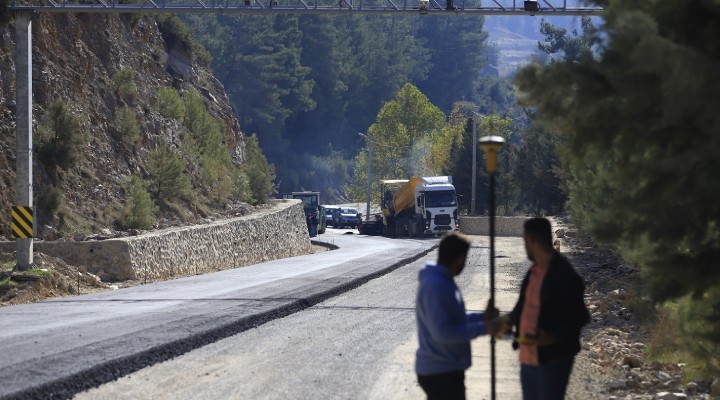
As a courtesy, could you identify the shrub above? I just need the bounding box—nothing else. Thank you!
[35,101,83,172]
[157,87,185,120]
[112,106,141,145]
[180,88,233,203]
[122,175,158,230]
[198,120,231,201]
[36,186,63,224]
[182,88,206,131]
[147,146,193,202]
[112,67,137,99]
[154,14,211,64]
[231,169,252,203]
[241,133,276,205]
[675,290,720,376]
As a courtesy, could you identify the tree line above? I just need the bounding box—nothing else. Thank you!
[181,12,499,197]
[346,83,565,217]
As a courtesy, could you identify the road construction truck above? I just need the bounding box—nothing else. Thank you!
[281,191,326,234]
[359,176,459,237]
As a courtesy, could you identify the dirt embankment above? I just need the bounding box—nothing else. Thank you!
[560,227,716,399]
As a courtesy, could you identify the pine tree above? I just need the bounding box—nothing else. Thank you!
[35,101,83,172]
[147,146,193,202]
[240,134,276,205]
[514,1,720,357]
[122,175,158,230]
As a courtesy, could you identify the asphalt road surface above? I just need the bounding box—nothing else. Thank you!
[0,230,438,400]
[73,233,531,400]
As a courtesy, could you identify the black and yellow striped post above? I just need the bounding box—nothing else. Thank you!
[11,206,33,239]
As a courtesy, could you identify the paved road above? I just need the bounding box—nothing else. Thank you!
[74,234,531,400]
[0,231,437,400]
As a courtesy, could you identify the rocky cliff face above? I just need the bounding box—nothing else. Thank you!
[0,13,246,238]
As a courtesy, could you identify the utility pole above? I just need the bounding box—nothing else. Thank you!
[14,12,34,271]
[471,117,477,215]
[359,133,372,221]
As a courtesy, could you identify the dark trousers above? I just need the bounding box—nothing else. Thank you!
[520,357,574,400]
[417,370,465,400]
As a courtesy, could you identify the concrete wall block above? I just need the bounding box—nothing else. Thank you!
[125,201,311,281]
[0,200,311,282]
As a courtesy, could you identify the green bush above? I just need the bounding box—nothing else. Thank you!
[154,14,211,64]
[675,290,720,377]
[199,120,231,200]
[157,87,185,120]
[35,101,83,172]
[122,175,158,230]
[182,88,206,131]
[113,67,137,99]
[241,134,276,205]
[36,186,63,224]
[147,146,193,202]
[231,170,252,203]
[180,88,233,203]
[112,106,141,145]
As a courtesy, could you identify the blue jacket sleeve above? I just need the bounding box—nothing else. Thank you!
[467,312,485,323]
[419,283,487,343]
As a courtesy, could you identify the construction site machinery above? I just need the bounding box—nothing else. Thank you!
[359,176,459,237]
[282,191,326,234]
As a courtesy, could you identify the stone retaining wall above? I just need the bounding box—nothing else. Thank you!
[0,200,311,281]
[459,216,527,236]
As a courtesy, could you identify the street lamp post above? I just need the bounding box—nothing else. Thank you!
[479,134,505,400]
[358,133,372,221]
[471,117,477,215]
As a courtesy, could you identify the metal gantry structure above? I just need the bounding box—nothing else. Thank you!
[9,0,604,15]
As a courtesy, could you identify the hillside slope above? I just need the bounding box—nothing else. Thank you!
[0,14,247,239]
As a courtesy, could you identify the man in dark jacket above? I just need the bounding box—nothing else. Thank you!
[508,217,590,400]
[415,232,499,400]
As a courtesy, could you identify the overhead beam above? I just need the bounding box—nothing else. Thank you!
[9,2,604,15]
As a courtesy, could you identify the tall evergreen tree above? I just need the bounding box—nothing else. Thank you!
[515,0,720,312]
[511,122,566,215]
[446,116,482,214]
[416,15,490,113]
[185,14,314,158]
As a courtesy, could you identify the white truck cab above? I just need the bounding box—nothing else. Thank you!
[414,176,459,235]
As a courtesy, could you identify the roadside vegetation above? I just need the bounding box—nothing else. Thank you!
[112,66,138,102]
[514,2,720,379]
[182,13,502,200]
[34,100,84,231]
[112,106,141,146]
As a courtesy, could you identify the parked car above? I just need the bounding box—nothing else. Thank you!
[332,207,360,229]
[321,205,340,226]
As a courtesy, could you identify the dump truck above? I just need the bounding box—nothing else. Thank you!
[282,191,326,234]
[359,176,459,237]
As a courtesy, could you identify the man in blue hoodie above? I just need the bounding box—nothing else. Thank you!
[415,232,498,400]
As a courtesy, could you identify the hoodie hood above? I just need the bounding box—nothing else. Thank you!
[418,262,452,283]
